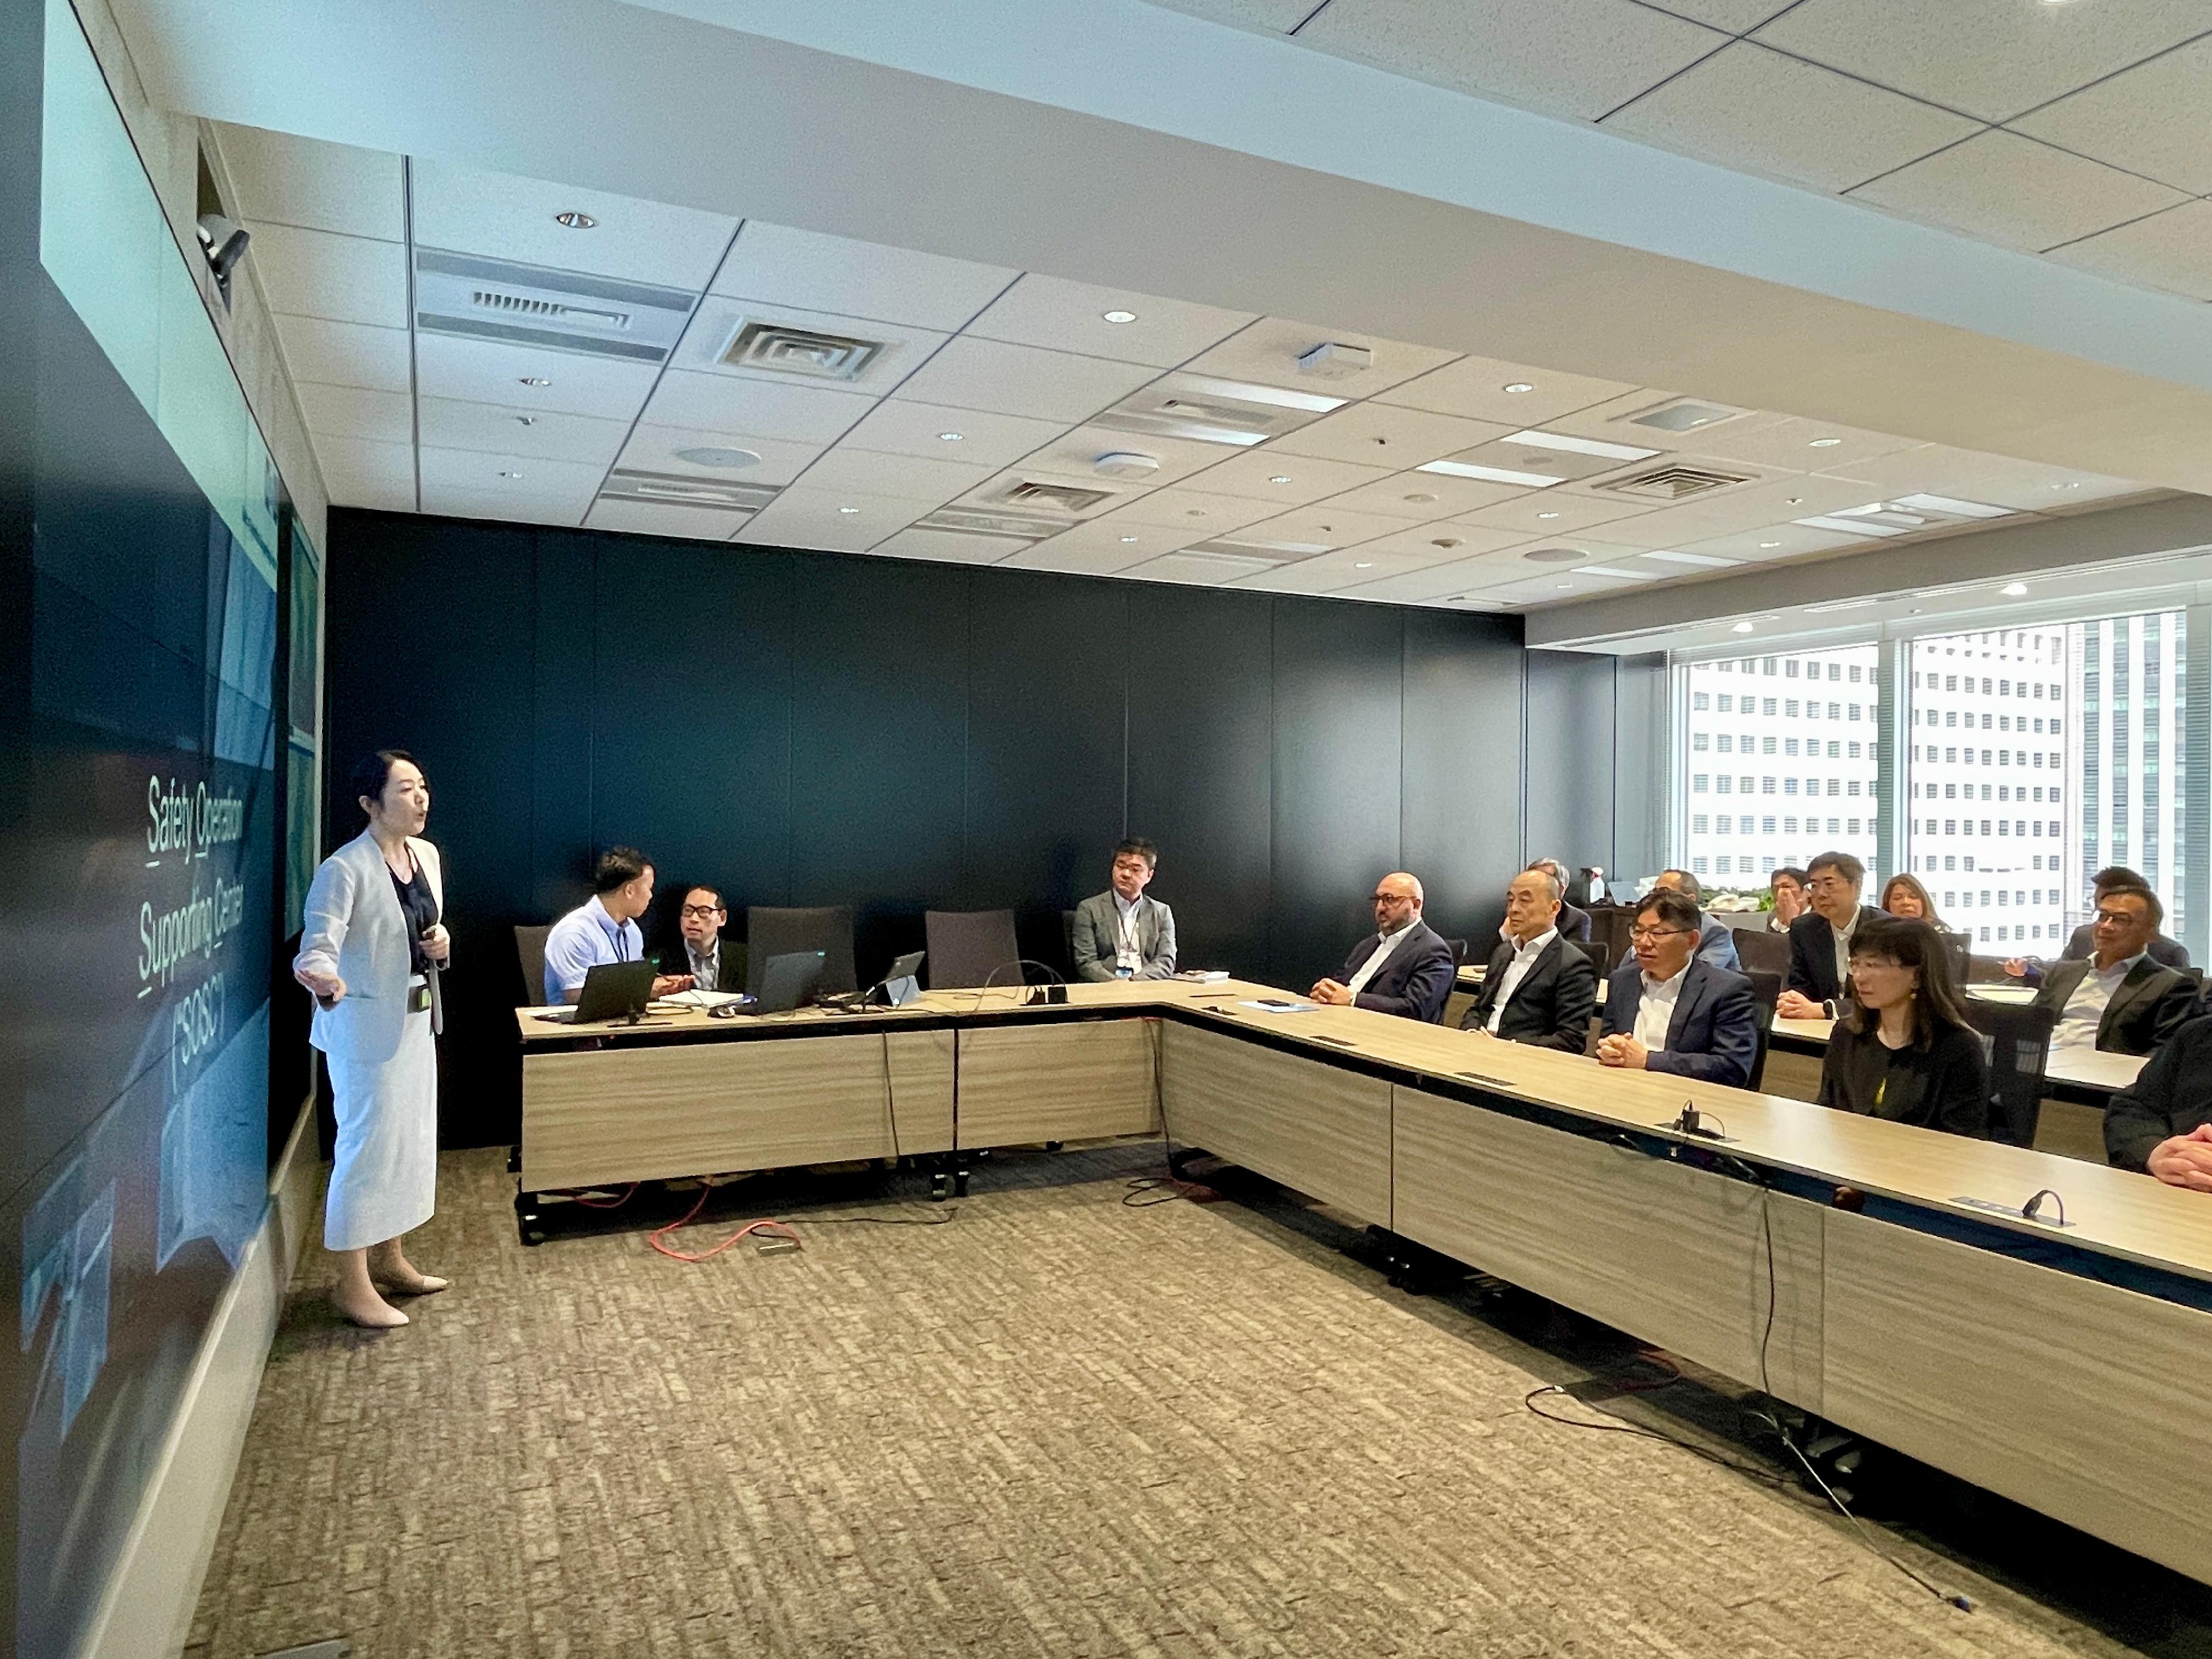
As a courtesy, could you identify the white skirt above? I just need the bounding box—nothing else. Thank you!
[325,995,439,1250]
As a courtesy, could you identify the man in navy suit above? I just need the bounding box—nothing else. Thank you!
[1312,871,1457,1022]
[1595,888,1761,1088]
[1778,849,1885,1019]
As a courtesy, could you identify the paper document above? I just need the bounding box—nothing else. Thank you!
[1237,998,1317,1013]
[661,988,749,1010]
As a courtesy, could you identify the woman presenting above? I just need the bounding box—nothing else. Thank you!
[293,750,450,1328]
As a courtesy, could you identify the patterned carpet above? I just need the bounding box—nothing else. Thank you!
[187,1142,2197,1659]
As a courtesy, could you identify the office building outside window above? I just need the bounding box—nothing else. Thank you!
[1681,645,1880,898]
[2076,612,2187,940]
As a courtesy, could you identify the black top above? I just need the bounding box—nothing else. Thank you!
[2106,1013,2212,1171]
[389,857,438,977]
[1817,1018,1989,1138]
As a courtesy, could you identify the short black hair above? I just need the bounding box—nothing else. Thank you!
[1843,915,1973,1048]
[1114,838,1158,868]
[1808,849,1865,889]
[1660,868,1702,902]
[350,749,419,813]
[2092,865,2149,894]
[2099,883,2165,928]
[681,883,725,911]
[1634,888,1702,934]
[593,846,652,894]
[1771,865,1808,888]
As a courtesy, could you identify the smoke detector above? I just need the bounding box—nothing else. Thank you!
[1297,341,1373,379]
[1093,451,1160,481]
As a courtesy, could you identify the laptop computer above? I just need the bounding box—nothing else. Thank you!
[744,949,827,1015]
[877,949,926,1007]
[534,958,657,1024]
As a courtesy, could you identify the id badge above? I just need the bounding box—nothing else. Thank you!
[408,982,432,1014]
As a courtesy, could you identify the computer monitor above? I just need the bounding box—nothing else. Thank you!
[752,950,827,1015]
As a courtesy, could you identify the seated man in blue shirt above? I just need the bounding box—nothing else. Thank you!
[543,846,693,1004]
[1594,888,1760,1087]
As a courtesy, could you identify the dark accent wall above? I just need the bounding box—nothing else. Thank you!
[1524,648,1669,890]
[325,509,1663,1147]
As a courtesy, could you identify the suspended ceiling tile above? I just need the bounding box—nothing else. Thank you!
[869,526,1025,564]
[1849,130,2188,253]
[2011,36,2212,197]
[1535,388,1768,453]
[893,336,1160,423]
[311,436,415,509]
[1093,487,1281,534]
[1142,0,1317,30]
[1667,521,1866,562]
[295,382,411,444]
[1753,0,2211,124]
[792,445,998,502]
[708,220,1018,330]
[1181,447,1395,503]
[1177,315,1458,400]
[1234,501,1426,550]
[1373,354,1639,426]
[1004,517,1174,571]
[1230,547,1438,594]
[1267,403,1509,467]
[419,484,589,527]
[1640,0,1798,30]
[243,221,409,327]
[641,367,875,444]
[1298,0,1728,121]
[1339,521,1532,561]
[615,424,827,487]
[415,332,659,419]
[1824,444,2147,511]
[1603,41,1979,193]
[418,397,631,466]
[1449,489,1655,536]
[212,123,404,241]
[1016,424,1228,489]
[417,445,606,509]
[2047,200,2212,304]
[410,160,738,288]
[671,298,949,397]
[734,485,931,550]
[1112,549,1278,587]
[1679,414,1921,472]
[1329,551,1537,603]
[966,274,1255,368]
[837,399,1067,469]
[273,315,411,395]
[581,499,745,541]
[1313,475,1506,524]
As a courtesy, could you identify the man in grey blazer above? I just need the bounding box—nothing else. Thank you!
[1071,839,1178,980]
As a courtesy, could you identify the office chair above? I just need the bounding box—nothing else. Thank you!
[1062,909,1079,976]
[1730,926,1791,978]
[926,909,1022,989]
[745,906,858,999]
[1962,999,2058,1146]
[1573,937,1610,977]
[514,924,552,1007]
[1444,937,1470,968]
[1741,969,1783,1093]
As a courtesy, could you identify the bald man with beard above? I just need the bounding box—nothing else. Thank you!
[1311,871,1457,1023]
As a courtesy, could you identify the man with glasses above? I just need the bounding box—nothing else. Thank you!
[1311,871,1455,1022]
[1777,850,1882,1019]
[1071,838,1178,981]
[1650,869,1741,971]
[666,884,743,992]
[2033,884,2196,1058]
[1595,889,1760,1086]
[1460,867,1598,1050]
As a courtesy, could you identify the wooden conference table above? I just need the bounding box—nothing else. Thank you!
[515,979,2212,1588]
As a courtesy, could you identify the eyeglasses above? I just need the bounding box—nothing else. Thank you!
[679,904,724,920]
[1371,893,1411,905]
[1627,926,1691,943]
[2093,908,2142,926]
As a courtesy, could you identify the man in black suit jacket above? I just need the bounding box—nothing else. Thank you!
[1594,889,1761,1087]
[1312,871,1456,1022]
[1525,858,1592,942]
[2036,884,2198,1057]
[662,884,744,992]
[2105,1014,2212,1184]
[1777,850,1883,1019]
[2006,865,2192,980]
[1462,867,1598,1051]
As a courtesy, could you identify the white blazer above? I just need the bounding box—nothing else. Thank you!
[295,830,445,1063]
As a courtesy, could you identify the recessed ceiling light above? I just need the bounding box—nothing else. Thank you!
[938,431,963,441]
[519,376,550,387]
[1431,537,1463,549]
[1785,496,1802,505]
[1731,621,1755,634]
[1759,541,1782,549]
[1556,582,1575,589]
[1536,511,1560,520]
[1503,383,1535,394]
[1268,474,1292,484]
[554,210,597,229]
[1354,561,1373,568]
[1102,309,1138,324]
[514,415,536,426]
[675,446,761,469]
[1120,535,1140,543]
[498,469,523,479]
[2052,481,2081,490]
[837,506,861,514]
[1807,437,1843,448]
[1184,508,1208,517]
[2002,581,2030,597]
[1402,492,1437,503]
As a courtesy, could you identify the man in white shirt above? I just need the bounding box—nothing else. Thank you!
[1459,868,1597,1050]
[1777,850,1881,1019]
[1594,888,1761,1087]
[542,847,693,1004]
[2036,884,2197,1058]
[1312,872,1456,1021]
[666,884,741,992]
[1070,839,1178,980]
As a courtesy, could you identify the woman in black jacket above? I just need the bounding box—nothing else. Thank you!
[1817,915,1989,1138]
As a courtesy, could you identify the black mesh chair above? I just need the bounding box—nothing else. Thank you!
[1731,926,1792,978]
[1941,931,1972,982]
[514,924,552,1006]
[744,906,857,999]
[1962,1000,2058,1146]
[1589,908,1634,973]
[1444,937,1470,968]
[1741,969,1784,1093]
[1062,909,1080,976]
[1573,937,1611,977]
[925,909,1022,989]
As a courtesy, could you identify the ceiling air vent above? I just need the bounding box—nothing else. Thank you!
[995,479,1117,515]
[720,320,884,380]
[1094,373,1341,447]
[414,249,694,361]
[1623,397,1749,435]
[1161,549,1284,579]
[598,471,780,512]
[912,507,1065,541]
[1184,535,1331,565]
[1599,465,1754,502]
